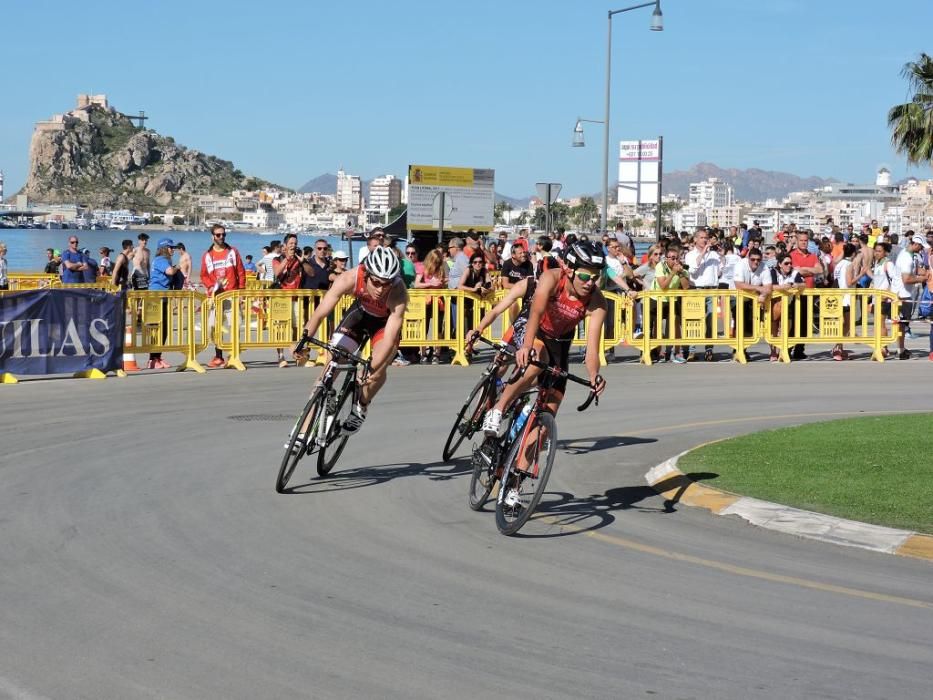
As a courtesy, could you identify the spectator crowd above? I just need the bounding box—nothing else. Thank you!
[9,217,933,366]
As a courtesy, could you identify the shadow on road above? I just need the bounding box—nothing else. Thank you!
[650,471,720,512]
[282,457,473,494]
[559,435,658,454]
[502,472,720,539]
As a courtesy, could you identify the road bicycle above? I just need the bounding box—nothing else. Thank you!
[466,338,600,535]
[442,336,514,462]
[276,333,370,492]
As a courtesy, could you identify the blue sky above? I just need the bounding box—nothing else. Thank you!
[2,0,931,199]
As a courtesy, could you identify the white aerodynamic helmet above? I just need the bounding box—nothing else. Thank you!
[362,246,400,280]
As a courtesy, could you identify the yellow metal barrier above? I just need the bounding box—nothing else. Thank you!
[634,289,761,365]
[217,289,330,370]
[245,277,272,290]
[125,290,209,373]
[394,289,469,366]
[763,288,900,362]
[62,281,120,292]
[7,273,59,290]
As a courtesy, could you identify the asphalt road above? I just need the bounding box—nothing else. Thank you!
[1,352,932,699]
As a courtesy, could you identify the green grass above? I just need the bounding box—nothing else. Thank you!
[677,414,933,534]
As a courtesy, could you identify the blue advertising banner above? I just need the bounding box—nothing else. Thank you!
[0,289,125,375]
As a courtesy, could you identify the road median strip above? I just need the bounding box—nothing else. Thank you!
[644,452,933,562]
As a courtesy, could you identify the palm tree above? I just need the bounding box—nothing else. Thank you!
[888,53,933,166]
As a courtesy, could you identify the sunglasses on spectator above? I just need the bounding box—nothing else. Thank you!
[781,261,793,266]
[315,246,327,250]
[406,251,416,256]
[69,239,78,244]
[575,270,600,282]
[212,233,225,237]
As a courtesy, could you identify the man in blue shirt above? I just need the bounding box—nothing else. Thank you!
[60,236,87,283]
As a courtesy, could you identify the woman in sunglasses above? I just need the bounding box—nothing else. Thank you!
[769,253,804,361]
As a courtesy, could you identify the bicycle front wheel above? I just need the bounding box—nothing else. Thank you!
[277,388,324,493]
[443,376,492,462]
[494,411,558,535]
[317,382,354,476]
[468,439,498,511]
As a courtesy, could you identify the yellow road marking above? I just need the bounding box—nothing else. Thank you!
[538,515,933,610]
[897,535,933,561]
[535,409,933,609]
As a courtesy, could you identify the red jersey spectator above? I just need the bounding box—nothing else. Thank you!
[201,224,246,367]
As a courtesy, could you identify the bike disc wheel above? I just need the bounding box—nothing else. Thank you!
[468,439,497,511]
[277,389,323,493]
[317,383,354,476]
[494,411,558,535]
[442,377,491,462]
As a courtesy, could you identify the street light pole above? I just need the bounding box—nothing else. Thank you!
[600,1,663,233]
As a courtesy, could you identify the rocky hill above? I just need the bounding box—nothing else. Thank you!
[662,162,837,202]
[25,99,282,209]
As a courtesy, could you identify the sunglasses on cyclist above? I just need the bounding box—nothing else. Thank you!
[367,275,393,288]
[574,270,601,283]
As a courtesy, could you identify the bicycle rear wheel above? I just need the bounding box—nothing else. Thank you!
[277,388,324,492]
[317,381,354,476]
[443,375,492,462]
[494,411,558,535]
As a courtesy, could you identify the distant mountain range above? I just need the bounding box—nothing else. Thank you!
[299,163,840,209]
[661,162,837,202]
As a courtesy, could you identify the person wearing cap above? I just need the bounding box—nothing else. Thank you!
[146,238,182,369]
[81,247,100,283]
[329,250,349,286]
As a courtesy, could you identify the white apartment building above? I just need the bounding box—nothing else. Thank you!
[707,205,745,229]
[369,175,402,213]
[689,177,735,209]
[336,168,362,211]
[242,208,283,229]
[672,206,707,231]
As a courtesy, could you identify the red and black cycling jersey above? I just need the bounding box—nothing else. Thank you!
[539,272,589,340]
[353,265,392,318]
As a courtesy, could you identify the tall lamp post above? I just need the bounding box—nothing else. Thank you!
[574,1,662,233]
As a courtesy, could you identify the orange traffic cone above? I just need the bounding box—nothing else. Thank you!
[123,323,140,372]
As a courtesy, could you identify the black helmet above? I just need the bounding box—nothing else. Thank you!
[564,240,605,270]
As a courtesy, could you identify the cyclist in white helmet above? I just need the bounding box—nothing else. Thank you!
[296,246,408,432]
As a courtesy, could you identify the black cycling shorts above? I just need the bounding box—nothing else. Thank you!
[531,333,571,395]
[332,301,392,351]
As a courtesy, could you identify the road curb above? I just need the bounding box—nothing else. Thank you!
[644,451,933,563]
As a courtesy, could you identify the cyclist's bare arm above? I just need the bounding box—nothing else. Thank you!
[583,290,608,395]
[467,278,529,344]
[301,269,356,340]
[368,285,408,374]
[516,269,560,367]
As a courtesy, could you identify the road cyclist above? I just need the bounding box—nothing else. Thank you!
[466,336,601,534]
[479,240,609,440]
[289,246,408,449]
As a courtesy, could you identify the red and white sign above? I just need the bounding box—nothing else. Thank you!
[619,139,660,161]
